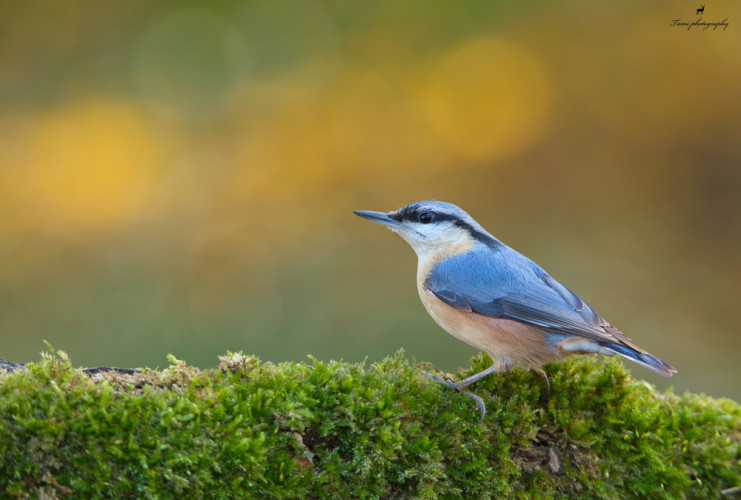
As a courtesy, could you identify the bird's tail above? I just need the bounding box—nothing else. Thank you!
[597,342,677,377]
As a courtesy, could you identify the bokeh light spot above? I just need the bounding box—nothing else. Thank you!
[419,37,551,161]
[22,99,163,232]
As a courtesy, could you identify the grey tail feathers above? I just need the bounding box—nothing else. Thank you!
[597,342,677,377]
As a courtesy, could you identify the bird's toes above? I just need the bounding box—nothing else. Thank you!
[425,373,455,388]
[460,390,487,422]
[426,373,487,421]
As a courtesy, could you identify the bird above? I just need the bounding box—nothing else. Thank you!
[354,201,676,420]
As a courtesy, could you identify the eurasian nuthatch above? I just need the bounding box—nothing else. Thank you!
[354,201,676,420]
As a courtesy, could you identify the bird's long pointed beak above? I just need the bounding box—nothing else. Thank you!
[353,210,400,228]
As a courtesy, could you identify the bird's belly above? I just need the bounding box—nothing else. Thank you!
[418,288,562,368]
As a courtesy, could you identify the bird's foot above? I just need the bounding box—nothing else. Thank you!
[459,390,486,422]
[425,373,452,386]
[426,373,487,422]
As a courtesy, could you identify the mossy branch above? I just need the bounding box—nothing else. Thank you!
[0,350,739,498]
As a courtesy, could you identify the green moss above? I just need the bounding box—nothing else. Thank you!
[0,350,739,498]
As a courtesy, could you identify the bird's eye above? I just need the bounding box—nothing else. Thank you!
[418,212,434,224]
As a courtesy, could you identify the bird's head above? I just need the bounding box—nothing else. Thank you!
[354,200,499,258]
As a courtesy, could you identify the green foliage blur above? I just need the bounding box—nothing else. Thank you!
[1,1,740,400]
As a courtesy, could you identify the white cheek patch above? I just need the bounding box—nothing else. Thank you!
[394,221,474,262]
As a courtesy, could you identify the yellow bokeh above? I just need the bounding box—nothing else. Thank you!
[20,99,164,232]
[417,37,551,161]
[224,65,458,211]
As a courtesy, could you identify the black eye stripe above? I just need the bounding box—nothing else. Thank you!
[389,203,502,249]
[392,206,442,222]
[428,213,501,249]
[392,208,450,224]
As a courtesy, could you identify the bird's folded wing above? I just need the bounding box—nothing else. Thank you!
[424,249,644,352]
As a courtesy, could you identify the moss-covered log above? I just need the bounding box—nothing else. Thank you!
[0,350,739,498]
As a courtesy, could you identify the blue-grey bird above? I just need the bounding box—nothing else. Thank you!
[354,201,676,420]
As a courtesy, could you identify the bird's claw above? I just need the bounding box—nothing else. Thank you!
[426,373,487,422]
[461,390,486,422]
[425,373,453,387]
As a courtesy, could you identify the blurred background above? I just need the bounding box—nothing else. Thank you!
[1,1,739,400]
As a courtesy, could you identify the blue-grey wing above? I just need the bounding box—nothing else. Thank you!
[423,246,643,351]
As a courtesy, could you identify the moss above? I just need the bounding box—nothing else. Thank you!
[0,350,739,499]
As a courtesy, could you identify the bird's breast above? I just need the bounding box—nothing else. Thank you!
[416,283,563,368]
